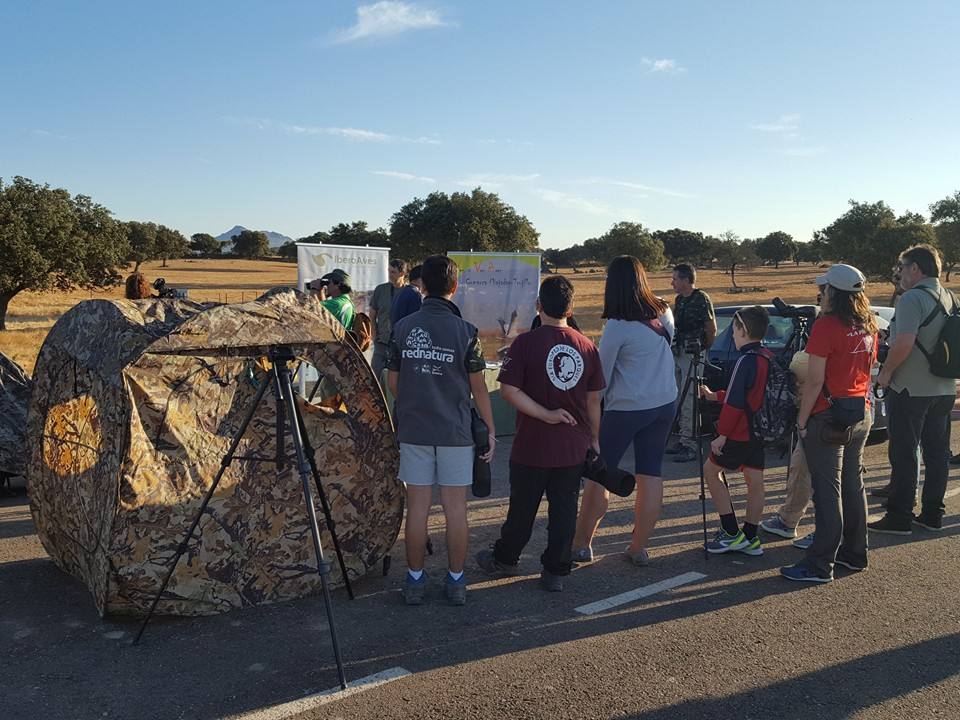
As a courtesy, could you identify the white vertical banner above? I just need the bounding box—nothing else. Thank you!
[296,243,390,315]
[296,243,390,391]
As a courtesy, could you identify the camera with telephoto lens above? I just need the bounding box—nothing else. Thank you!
[772,296,817,322]
[152,278,179,299]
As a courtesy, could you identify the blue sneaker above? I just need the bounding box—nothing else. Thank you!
[792,532,814,550]
[760,513,797,539]
[780,563,832,583]
[707,530,749,554]
[444,572,466,606]
[404,571,427,605]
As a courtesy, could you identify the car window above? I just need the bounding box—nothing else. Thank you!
[763,316,795,348]
[716,315,734,337]
[715,314,795,350]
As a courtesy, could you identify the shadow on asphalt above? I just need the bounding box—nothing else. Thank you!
[618,632,960,720]
[2,445,958,719]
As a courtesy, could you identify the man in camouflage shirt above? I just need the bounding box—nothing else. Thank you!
[669,263,717,462]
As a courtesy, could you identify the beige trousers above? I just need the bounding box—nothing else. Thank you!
[778,441,812,528]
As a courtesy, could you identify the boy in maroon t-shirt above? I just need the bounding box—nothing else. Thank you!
[476,276,605,591]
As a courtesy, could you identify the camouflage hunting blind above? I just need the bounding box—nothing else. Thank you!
[27,289,402,616]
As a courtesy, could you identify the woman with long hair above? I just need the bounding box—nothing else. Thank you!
[781,263,878,583]
[571,256,677,566]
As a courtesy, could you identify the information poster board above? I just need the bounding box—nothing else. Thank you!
[448,251,541,360]
[296,243,390,317]
[297,243,390,389]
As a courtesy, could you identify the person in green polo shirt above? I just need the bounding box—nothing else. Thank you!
[310,269,355,329]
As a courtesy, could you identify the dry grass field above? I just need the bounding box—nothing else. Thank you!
[0,257,914,375]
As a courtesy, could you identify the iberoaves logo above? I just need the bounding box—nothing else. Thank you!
[310,252,378,267]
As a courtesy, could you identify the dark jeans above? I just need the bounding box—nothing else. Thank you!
[493,462,582,576]
[803,411,871,577]
[886,389,954,522]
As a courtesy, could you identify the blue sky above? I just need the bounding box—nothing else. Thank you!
[3,1,958,249]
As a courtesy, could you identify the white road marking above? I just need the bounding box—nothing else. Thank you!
[232,667,411,719]
[574,571,708,615]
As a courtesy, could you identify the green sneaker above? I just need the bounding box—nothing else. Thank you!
[737,535,763,556]
[706,530,749,554]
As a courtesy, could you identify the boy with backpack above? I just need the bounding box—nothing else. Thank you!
[698,305,772,556]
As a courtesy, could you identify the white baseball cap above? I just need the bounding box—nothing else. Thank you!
[814,264,866,293]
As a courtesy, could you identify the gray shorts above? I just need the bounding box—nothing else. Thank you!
[399,443,474,487]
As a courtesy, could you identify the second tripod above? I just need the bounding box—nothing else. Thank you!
[675,348,710,556]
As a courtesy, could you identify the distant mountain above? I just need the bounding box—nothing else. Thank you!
[215,225,294,248]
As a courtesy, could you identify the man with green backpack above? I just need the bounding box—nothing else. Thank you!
[872,244,959,534]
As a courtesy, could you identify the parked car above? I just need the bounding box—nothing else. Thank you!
[696,302,892,436]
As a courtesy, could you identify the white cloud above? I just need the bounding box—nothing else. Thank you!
[749,114,826,156]
[228,116,440,144]
[372,170,436,183]
[333,1,450,44]
[642,57,686,74]
[455,173,540,188]
[584,177,694,199]
[537,189,613,216]
[749,113,801,133]
[288,125,392,142]
[32,129,70,140]
[224,116,274,131]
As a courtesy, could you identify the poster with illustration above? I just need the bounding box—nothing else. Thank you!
[448,252,541,361]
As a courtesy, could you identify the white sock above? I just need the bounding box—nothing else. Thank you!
[408,568,423,580]
[448,570,464,581]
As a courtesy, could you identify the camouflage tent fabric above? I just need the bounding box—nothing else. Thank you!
[27,289,402,617]
[0,352,32,478]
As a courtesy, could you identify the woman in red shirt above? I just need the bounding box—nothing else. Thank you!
[781,264,878,583]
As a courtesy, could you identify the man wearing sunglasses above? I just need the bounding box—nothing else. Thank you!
[871,244,957,534]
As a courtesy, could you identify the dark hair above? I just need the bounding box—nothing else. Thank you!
[824,286,878,335]
[389,259,407,274]
[901,244,941,278]
[409,264,423,282]
[422,256,458,296]
[673,263,696,284]
[602,255,669,321]
[732,305,769,340]
[531,315,581,332]
[538,276,575,319]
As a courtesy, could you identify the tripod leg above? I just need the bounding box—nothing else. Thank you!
[133,372,274,645]
[274,378,286,472]
[276,362,348,690]
[693,356,709,558]
[672,362,693,438]
[294,407,355,600]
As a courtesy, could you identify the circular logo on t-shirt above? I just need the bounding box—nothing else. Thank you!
[546,344,585,390]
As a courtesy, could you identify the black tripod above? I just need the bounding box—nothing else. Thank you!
[675,347,710,557]
[133,346,350,690]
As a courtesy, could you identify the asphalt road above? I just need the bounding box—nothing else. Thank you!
[2,433,958,720]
